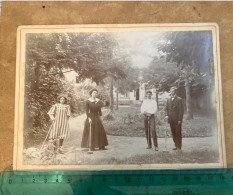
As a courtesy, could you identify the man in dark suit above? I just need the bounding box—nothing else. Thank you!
[165,87,184,150]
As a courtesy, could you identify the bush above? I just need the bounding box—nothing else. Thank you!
[24,65,88,147]
[103,110,115,121]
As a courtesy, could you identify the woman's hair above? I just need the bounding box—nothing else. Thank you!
[89,88,98,96]
[57,94,68,103]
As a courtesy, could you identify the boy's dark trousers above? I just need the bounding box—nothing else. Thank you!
[144,115,158,147]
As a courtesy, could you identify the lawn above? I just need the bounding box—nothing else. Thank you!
[79,148,219,165]
[103,105,217,138]
[24,142,219,165]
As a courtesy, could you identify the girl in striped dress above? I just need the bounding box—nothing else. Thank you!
[47,95,71,153]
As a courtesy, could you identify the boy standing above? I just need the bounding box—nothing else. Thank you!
[140,91,158,151]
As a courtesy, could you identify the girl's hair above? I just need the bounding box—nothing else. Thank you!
[57,94,68,103]
[89,89,98,96]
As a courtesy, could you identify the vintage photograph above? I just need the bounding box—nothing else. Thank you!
[13,24,226,170]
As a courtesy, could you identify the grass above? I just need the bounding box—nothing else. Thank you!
[74,147,219,165]
[103,105,217,138]
[103,105,145,137]
[109,149,218,164]
[24,147,219,165]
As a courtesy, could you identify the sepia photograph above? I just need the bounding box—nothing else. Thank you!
[13,24,226,170]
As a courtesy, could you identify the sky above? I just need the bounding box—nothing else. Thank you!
[113,32,165,68]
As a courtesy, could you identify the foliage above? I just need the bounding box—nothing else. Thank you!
[24,64,61,144]
[24,66,86,148]
[115,66,141,94]
[26,33,127,85]
[142,57,178,91]
[151,31,214,93]
[151,31,215,119]
[103,110,115,121]
[103,106,217,138]
[24,32,134,146]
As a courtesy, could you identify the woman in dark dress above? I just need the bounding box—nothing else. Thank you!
[81,89,108,151]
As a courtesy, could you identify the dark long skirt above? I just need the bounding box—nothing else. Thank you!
[81,117,108,148]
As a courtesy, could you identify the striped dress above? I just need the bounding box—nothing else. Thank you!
[47,103,71,140]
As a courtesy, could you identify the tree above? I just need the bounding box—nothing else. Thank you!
[157,31,213,119]
[114,66,140,110]
[25,32,130,137]
[26,33,125,83]
[141,56,177,90]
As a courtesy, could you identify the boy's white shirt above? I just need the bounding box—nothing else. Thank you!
[140,99,157,114]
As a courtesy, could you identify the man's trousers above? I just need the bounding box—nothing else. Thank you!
[169,121,182,149]
[144,115,158,147]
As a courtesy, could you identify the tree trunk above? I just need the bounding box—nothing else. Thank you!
[185,75,193,120]
[116,87,119,110]
[34,62,40,89]
[109,77,114,111]
[156,92,159,109]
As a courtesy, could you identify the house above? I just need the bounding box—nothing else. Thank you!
[113,83,159,105]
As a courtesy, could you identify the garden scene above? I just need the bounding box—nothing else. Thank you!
[23,31,220,165]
